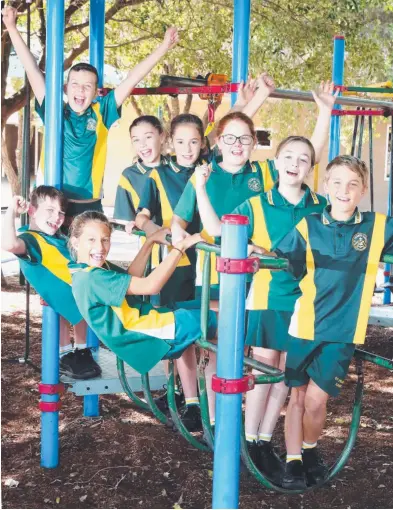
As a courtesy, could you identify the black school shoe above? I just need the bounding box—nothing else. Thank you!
[258,440,284,485]
[302,447,328,485]
[60,348,101,380]
[154,386,185,413]
[179,405,203,432]
[282,460,307,490]
[248,441,261,467]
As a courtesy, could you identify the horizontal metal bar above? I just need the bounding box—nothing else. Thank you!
[99,83,393,110]
[332,109,389,117]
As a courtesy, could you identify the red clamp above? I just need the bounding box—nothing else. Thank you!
[39,401,62,412]
[212,374,255,394]
[97,87,111,97]
[39,383,65,395]
[40,298,48,306]
[216,257,259,274]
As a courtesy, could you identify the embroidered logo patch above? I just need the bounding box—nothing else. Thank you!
[86,118,97,131]
[248,177,262,192]
[352,232,368,251]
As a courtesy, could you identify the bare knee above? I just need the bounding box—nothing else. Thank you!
[304,393,328,417]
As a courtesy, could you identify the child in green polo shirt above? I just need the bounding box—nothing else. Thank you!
[2,186,100,379]
[68,211,217,388]
[267,155,393,489]
[173,80,336,432]
[2,5,179,223]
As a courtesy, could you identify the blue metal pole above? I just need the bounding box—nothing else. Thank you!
[231,0,251,106]
[82,0,106,418]
[40,0,65,468]
[212,215,248,509]
[328,35,345,161]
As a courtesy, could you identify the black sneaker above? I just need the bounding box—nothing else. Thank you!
[302,447,328,486]
[258,440,284,484]
[179,405,202,432]
[60,348,101,380]
[154,387,185,413]
[282,460,307,490]
[248,441,261,467]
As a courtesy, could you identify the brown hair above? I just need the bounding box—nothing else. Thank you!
[68,63,99,85]
[129,115,164,136]
[325,155,368,186]
[275,136,316,168]
[170,113,204,140]
[216,111,256,139]
[68,211,112,260]
[30,185,68,212]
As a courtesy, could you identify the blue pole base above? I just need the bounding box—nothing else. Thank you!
[84,395,100,417]
[40,411,59,468]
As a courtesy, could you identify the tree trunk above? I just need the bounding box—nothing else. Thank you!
[2,130,20,195]
[130,96,143,116]
[183,94,193,113]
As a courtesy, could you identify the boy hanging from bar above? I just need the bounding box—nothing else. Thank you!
[2,186,101,379]
[1,5,179,227]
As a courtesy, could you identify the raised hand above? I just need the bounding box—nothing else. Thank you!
[2,5,18,30]
[11,195,29,215]
[194,164,212,188]
[161,27,179,52]
[311,81,338,112]
[256,72,275,97]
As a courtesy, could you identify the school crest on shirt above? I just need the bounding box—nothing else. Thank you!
[248,177,262,192]
[352,232,368,251]
[86,118,97,131]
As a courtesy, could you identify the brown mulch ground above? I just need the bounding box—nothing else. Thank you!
[1,275,393,509]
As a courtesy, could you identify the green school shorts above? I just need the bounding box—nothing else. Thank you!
[285,338,356,397]
[246,309,292,352]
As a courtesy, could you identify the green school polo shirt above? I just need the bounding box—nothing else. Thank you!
[174,158,277,287]
[113,158,168,222]
[36,90,121,200]
[138,157,202,272]
[70,261,174,374]
[16,227,83,325]
[275,207,393,344]
[233,184,327,311]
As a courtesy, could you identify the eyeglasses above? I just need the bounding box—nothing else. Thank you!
[220,134,254,146]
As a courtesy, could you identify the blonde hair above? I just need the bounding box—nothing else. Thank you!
[325,155,368,186]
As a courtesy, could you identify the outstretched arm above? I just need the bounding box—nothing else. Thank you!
[310,81,338,163]
[2,196,28,255]
[2,6,45,104]
[114,27,179,107]
[194,165,222,237]
[127,228,170,276]
[127,233,203,295]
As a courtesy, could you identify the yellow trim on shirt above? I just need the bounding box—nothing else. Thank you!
[91,103,109,199]
[27,232,72,284]
[119,175,140,210]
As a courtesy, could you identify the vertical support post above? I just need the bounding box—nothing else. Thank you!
[231,0,251,106]
[212,215,248,509]
[40,0,65,468]
[328,35,345,161]
[83,0,107,417]
[384,118,393,304]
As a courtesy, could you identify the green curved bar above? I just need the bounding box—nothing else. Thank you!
[254,374,285,384]
[240,365,364,493]
[141,373,169,425]
[116,357,149,410]
[167,360,210,451]
[354,349,393,370]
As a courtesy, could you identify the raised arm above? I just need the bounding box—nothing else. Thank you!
[114,27,179,107]
[194,164,222,237]
[241,73,275,119]
[2,196,28,255]
[310,81,338,163]
[2,6,45,104]
[127,233,202,295]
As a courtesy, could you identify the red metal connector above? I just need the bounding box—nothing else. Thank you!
[39,401,62,412]
[216,257,259,274]
[212,374,255,394]
[39,383,65,395]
